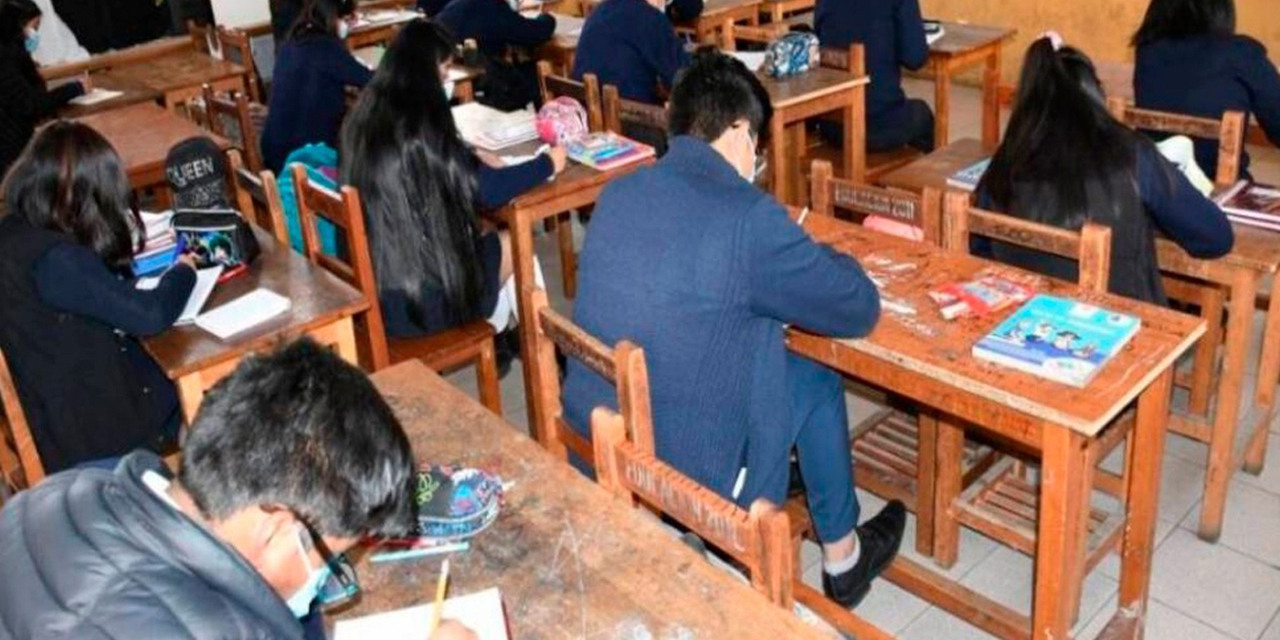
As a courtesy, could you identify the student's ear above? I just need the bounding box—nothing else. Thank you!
[251,507,300,565]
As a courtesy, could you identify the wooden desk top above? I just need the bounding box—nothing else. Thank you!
[143,229,368,379]
[351,6,420,32]
[794,218,1203,436]
[548,12,584,50]
[332,360,833,640]
[929,22,1016,57]
[761,67,869,109]
[493,140,655,216]
[878,138,1280,276]
[73,103,230,184]
[56,74,161,118]
[103,48,245,94]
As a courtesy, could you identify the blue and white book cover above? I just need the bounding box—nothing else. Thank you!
[945,157,991,191]
[972,294,1142,387]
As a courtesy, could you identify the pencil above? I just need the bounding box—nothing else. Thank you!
[429,559,450,636]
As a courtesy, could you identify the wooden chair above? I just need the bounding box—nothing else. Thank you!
[227,149,288,245]
[601,84,668,154]
[216,27,264,104]
[202,85,264,173]
[809,159,942,242]
[187,20,220,58]
[290,165,503,413]
[0,346,43,493]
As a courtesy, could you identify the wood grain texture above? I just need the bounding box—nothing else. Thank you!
[73,103,231,190]
[56,73,161,118]
[102,48,245,100]
[0,347,42,488]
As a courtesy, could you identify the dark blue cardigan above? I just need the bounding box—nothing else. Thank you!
[437,0,556,57]
[815,0,928,116]
[561,136,880,506]
[261,34,373,173]
[572,0,690,103]
[1135,34,1280,179]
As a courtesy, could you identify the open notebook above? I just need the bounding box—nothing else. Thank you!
[194,289,291,340]
[333,588,509,640]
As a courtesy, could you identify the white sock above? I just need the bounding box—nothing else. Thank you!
[823,532,861,576]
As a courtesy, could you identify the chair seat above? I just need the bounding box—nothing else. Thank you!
[388,320,496,373]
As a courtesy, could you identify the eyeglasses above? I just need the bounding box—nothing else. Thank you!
[296,518,360,609]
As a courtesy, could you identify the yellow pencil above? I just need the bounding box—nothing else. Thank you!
[428,559,450,636]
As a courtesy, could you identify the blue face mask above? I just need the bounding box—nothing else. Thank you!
[23,30,39,53]
[285,527,333,618]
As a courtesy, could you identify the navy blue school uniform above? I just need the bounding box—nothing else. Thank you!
[436,0,556,58]
[572,0,690,104]
[815,0,934,151]
[976,142,1233,304]
[261,33,372,173]
[417,0,451,17]
[665,0,703,22]
[561,136,881,542]
[1135,34,1280,180]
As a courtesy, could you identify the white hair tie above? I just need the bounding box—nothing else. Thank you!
[1039,30,1064,51]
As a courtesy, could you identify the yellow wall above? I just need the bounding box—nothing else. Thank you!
[919,0,1280,86]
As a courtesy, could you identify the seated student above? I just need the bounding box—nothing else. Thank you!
[269,0,305,48]
[437,0,555,109]
[1133,0,1280,179]
[562,51,905,608]
[572,0,690,104]
[417,0,450,17]
[0,340,478,640]
[814,0,934,152]
[664,0,702,22]
[976,36,1233,305]
[0,122,194,474]
[261,0,371,173]
[340,20,566,355]
[0,0,83,178]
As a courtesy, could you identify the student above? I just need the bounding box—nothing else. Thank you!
[261,0,371,173]
[0,340,478,640]
[416,0,450,17]
[572,0,690,104]
[0,122,194,473]
[0,0,82,178]
[665,0,702,22]
[814,0,934,152]
[436,0,555,108]
[976,36,1233,304]
[269,0,305,48]
[1133,0,1280,179]
[340,20,565,353]
[562,51,905,608]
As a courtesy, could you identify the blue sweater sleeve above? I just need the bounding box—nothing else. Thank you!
[1138,144,1233,259]
[653,13,690,93]
[895,0,929,71]
[493,10,557,48]
[323,39,373,88]
[1234,37,1280,149]
[746,201,881,337]
[32,244,197,337]
[476,153,554,209]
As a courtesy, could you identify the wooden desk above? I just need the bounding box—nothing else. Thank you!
[539,12,585,72]
[787,217,1202,640]
[925,23,1015,150]
[346,7,420,50]
[333,360,833,639]
[761,68,869,205]
[675,0,763,50]
[352,47,482,102]
[74,102,231,198]
[878,138,1280,542]
[100,48,247,112]
[760,0,813,22]
[143,230,367,420]
[56,74,162,118]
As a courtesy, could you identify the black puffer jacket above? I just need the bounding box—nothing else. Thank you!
[0,452,305,640]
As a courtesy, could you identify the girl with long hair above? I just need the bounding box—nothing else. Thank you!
[976,36,1233,304]
[0,0,83,178]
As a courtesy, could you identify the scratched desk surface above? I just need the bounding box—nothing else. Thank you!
[331,360,831,640]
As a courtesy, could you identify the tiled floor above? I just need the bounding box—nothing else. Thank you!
[445,79,1280,639]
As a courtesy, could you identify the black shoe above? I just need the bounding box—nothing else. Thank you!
[822,500,907,608]
[788,456,806,498]
[494,329,521,379]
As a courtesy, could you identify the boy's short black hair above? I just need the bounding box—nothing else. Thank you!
[668,48,773,144]
[179,339,417,539]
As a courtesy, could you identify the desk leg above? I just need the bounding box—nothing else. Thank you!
[177,374,205,427]
[1199,270,1257,541]
[1118,368,1173,640]
[1189,284,1225,417]
[1032,425,1090,640]
[329,316,359,366]
[511,208,546,442]
[981,47,1001,151]
[786,122,806,205]
[931,417,963,569]
[770,111,788,205]
[846,86,865,184]
[932,59,951,149]
[1245,284,1280,474]
[720,18,736,50]
[915,413,937,557]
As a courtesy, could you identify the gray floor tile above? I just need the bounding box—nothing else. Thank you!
[900,607,1000,640]
[1182,479,1280,567]
[1149,529,1280,640]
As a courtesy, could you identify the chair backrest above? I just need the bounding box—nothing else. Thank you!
[203,85,264,172]
[727,21,787,46]
[819,43,868,183]
[291,164,391,371]
[228,149,288,245]
[591,406,794,608]
[0,346,43,491]
[1107,97,1246,189]
[809,159,943,244]
[216,26,264,104]
[942,191,1113,294]
[536,60,604,132]
[601,84,668,147]
[530,288,652,465]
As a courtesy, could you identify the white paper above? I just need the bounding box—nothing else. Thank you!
[176,266,224,325]
[926,25,946,46]
[333,588,509,640]
[195,288,291,340]
[210,0,270,28]
[552,14,585,37]
[452,103,539,151]
[135,275,161,291]
[69,88,124,106]
[730,51,767,72]
[447,67,469,82]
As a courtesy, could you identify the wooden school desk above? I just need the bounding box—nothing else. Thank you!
[143,230,367,421]
[332,359,834,640]
[879,138,1280,542]
[74,102,231,198]
[676,0,763,50]
[761,68,870,205]
[539,12,585,72]
[926,23,1016,150]
[98,47,247,113]
[352,46,483,102]
[759,0,813,23]
[346,6,420,50]
[56,74,162,119]
[786,217,1203,640]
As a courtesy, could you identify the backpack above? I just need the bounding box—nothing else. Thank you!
[276,143,341,256]
[536,96,589,145]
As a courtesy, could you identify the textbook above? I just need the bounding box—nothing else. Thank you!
[132,211,179,276]
[972,294,1141,387]
[565,132,655,171]
[928,269,1036,320]
[452,103,539,151]
[1215,180,1280,232]
[333,588,510,640]
[945,157,990,191]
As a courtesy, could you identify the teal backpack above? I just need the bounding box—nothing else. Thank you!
[277,143,341,256]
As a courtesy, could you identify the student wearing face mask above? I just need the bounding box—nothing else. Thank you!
[436,0,555,109]
[0,340,478,640]
[572,0,691,104]
[562,51,904,609]
[0,0,83,179]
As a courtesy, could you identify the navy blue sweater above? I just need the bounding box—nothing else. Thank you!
[665,0,702,22]
[815,0,928,116]
[437,0,556,57]
[1135,34,1280,180]
[417,0,451,17]
[572,0,690,103]
[261,34,372,173]
[561,136,880,506]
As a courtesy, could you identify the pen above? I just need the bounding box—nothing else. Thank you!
[368,542,469,563]
[796,207,810,226]
[429,559,450,636]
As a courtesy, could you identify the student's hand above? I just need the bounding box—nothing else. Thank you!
[547,145,568,175]
[476,149,505,168]
[80,72,93,92]
[428,620,479,640]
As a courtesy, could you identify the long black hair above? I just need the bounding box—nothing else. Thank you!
[340,19,484,326]
[977,38,1147,230]
[286,0,354,42]
[0,0,42,87]
[1132,0,1235,47]
[3,121,140,269]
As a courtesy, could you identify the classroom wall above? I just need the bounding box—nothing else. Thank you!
[918,0,1280,86]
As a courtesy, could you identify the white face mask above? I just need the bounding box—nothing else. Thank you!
[444,80,456,100]
[336,21,350,39]
[739,127,758,182]
[508,0,522,11]
[285,527,332,618]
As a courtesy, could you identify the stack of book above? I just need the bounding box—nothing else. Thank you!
[452,103,539,151]
[565,132,655,171]
[1215,180,1280,231]
[132,211,179,276]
